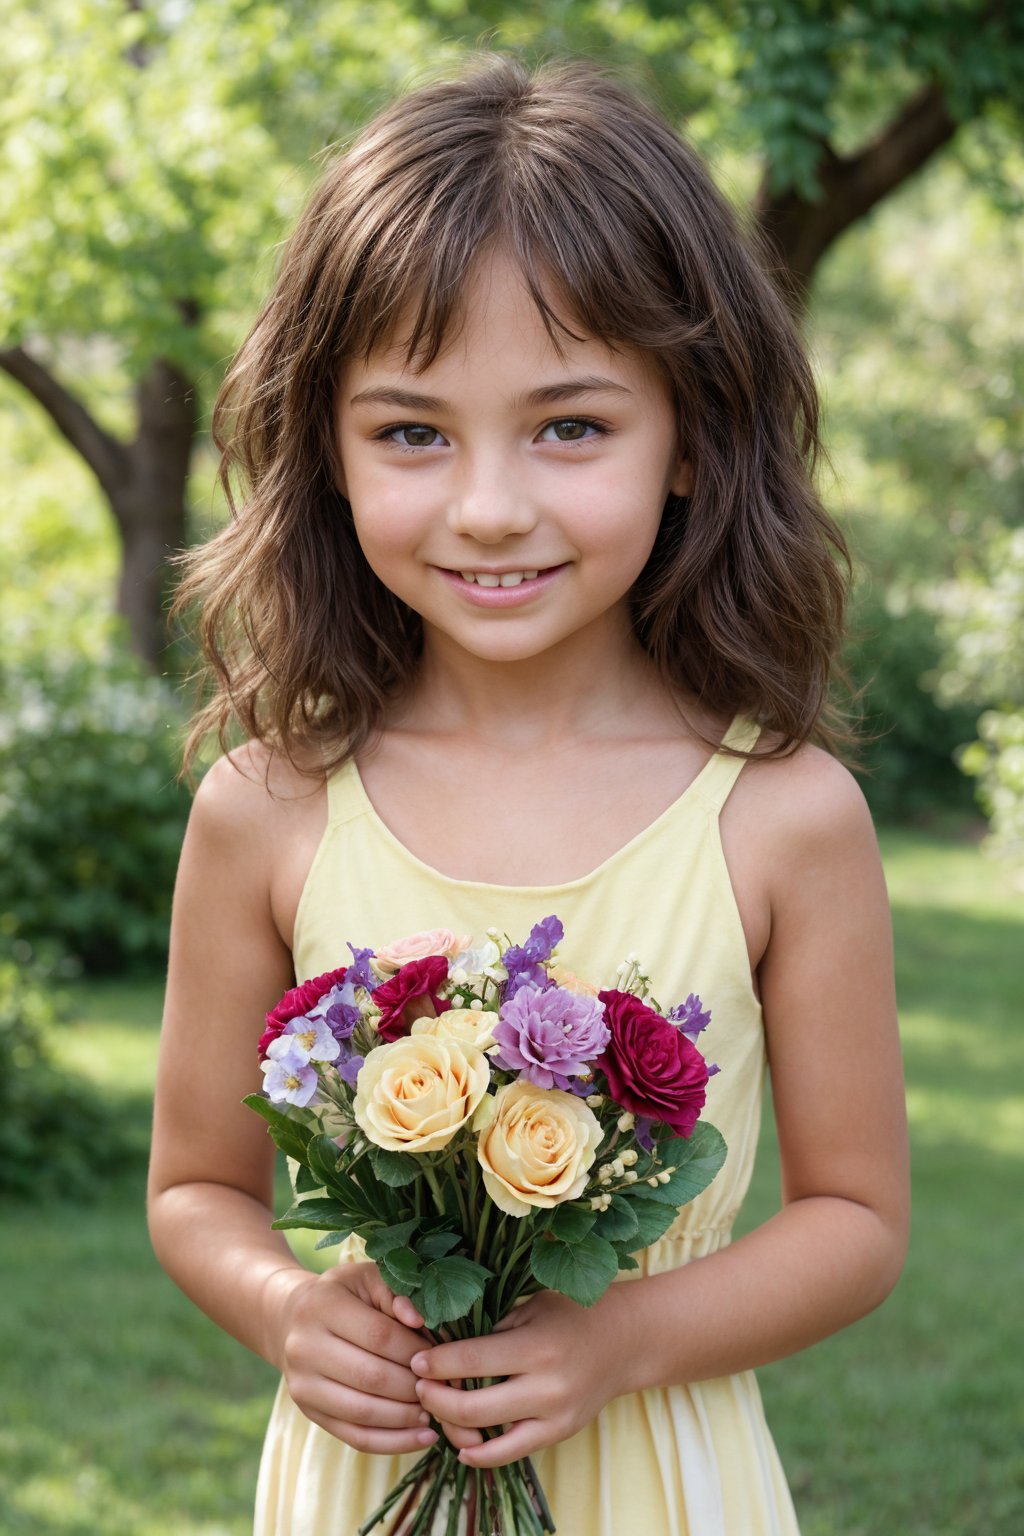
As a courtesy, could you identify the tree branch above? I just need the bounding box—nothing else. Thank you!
[755,81,959,300]
[0,344,130,496]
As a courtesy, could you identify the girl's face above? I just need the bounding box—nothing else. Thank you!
[335,253,692,669]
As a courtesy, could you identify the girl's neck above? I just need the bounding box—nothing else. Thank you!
[394,613,686,754]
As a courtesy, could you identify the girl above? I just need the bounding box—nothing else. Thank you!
[149,54,909,1536]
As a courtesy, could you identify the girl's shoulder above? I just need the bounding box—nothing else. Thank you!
[728,737,881,891]
[188,741,328,946]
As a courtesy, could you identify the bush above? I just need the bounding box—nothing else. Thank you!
[0,644,191,972]
[842,585,980,823]
[0,944,134,1200]
[934,527,1024,873]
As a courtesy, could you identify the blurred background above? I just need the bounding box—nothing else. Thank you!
[1,3,1021,1533]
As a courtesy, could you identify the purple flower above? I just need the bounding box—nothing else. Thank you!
[668,993,711,1041]
[346,943,379,992]
[634,1116,656,1153]
[503,915,565,994]
[280,1014,341,1062]
[493,985,609,1091]
[261,1039,320,1107]
[667,994,719,1077]
[306,979,362,1043]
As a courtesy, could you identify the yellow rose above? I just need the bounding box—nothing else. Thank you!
[477,1081,604,1218]
[371,928,473,978]
[354,1035,490,1154]
[412,1007,499,1052]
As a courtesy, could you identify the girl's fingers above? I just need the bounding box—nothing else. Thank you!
[411,1334,522,1384]
[437,1416,485,1449]
[391,1293,426,1330]
[313,1414,440,1456]
[414,1376,523,1431]
[301,1336,422,1405]
[314,1383,433,1432]
[457,1419,545,1469]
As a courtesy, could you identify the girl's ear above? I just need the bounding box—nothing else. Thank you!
[670,457,694,498]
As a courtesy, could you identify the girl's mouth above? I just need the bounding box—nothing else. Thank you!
[436,565,568,606]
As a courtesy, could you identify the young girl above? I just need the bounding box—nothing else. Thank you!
[149,54,909,1536]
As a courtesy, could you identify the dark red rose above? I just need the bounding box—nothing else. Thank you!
[374,955,452,1042]
[596,988,709,1138]
[258,966,349,1060]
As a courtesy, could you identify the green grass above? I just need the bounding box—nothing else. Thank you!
[1,829,1021,1533]
[738,830,1024,1536]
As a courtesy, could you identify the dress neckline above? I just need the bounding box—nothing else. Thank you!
[341,714,752,896]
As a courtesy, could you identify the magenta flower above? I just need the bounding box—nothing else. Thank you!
[493,986,609,1092]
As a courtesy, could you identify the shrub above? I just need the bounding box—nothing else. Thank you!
[842,585,979,823]
[0,944,135,1200]
[0,644,191,972]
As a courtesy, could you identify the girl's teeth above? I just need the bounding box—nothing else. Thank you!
[458,570,543,587]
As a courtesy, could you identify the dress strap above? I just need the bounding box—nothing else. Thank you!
[694,715,762,814]
[325,756,366,828]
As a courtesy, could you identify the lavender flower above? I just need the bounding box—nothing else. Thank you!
[280,1014,341,1063]
[306,979,361,1043]
[668,994,719,1077]
[668,993,711,1041]
[261,1038,320,1106]
[345,943,379,992]
[493,985,609,1091]
[503,915,565,994]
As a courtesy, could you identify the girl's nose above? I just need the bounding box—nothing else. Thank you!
[445,451,538,543]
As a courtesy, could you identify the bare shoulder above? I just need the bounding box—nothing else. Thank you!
[191,740,325,838]
[733,740,877,857]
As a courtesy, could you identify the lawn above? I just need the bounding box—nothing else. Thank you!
[0,830,1021,1534]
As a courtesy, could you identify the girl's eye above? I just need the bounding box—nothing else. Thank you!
[376,423,446,449]
[539,418,607,443]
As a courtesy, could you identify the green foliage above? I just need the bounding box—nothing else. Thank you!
[933,528,1024,870]
[0,947,133,1199]
[0,639,191,972]
[843,585,979,822]
[529,1228,620,1306]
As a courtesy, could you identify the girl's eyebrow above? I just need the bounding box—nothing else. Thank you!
[347,376,633,412]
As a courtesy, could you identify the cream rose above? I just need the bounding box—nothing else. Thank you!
[371,928,473,978]
[354,1035,490,1153]
[476,1080,604,1218]
[412,1007,499,1053]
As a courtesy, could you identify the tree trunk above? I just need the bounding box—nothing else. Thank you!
[111,359,197,667]
[754,82,959,307]
[0,346,195,668]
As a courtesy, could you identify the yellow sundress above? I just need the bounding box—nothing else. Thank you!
[253,717,800,1535]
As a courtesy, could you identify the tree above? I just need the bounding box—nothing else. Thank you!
[2,0,1022,663]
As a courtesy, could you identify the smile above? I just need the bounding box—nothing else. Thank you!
[436,565,568,606]
[457,569,540,587]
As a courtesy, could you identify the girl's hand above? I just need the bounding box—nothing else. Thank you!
[409,1286,638,1468]
[275,1261,482,1454]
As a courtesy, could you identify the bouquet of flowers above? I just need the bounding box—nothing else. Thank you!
[246,916,726,1536]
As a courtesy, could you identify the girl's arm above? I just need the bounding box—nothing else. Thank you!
[410,750,910,1465]
[147,753,444,1455]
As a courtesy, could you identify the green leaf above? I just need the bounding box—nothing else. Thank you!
[594,1195,639,1242]
[364,1218,422,1261]
[620,1197,679,1252]
[381,1248,424,1295]
[639,1122,727,1207]
[612,1246,640,1271]
[417,1230,462,1261]
[549,1203,598,1242]
[306,1133,346,1187]
[367,1145,420,1188]
[529,1233,619,1307]
[271,1197,358,1233]
[314,1231,348,1251]
[419,1256,492,1329]
[294,1161,321,1196]
[242,1093,313,1163]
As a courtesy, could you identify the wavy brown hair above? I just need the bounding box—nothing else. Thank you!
[176,52,851,776]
